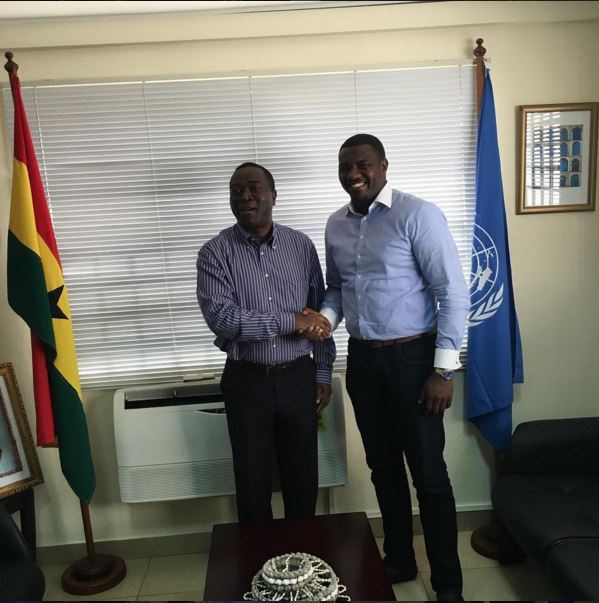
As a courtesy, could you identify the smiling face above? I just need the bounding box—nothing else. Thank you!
[229,166,276,240]
[338,144,388,213]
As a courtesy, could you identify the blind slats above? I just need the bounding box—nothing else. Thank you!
[3,65,476,388]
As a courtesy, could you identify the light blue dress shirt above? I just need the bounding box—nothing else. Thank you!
[321,183,469,369]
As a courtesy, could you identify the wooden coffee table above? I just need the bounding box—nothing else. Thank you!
[204,511,395,600]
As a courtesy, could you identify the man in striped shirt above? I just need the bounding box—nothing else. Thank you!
[196,162,336,522]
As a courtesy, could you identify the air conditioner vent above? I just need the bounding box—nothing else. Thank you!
[114,375,347,503]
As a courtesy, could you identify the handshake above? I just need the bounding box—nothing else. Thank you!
[294,308,331,342]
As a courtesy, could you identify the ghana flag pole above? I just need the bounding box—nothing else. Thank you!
[5,52,125,594]
[5,52,95,505]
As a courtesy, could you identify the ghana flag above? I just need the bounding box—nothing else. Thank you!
[6,65,95,504]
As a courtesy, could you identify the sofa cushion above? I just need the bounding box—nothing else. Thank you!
[492,474,599,561]
[545,539,599,600]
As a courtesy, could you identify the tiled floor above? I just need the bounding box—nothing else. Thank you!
[385,531,561,601]
[41,530,561,601]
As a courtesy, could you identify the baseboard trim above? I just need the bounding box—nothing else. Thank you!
[37,530,214,566]
[368,508,493,539]
[37,509,494,565]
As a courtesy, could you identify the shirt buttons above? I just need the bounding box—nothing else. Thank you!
[273,343,277,348]
[260,251,264,256]
[360,235,364,239]
[265,274,269,278]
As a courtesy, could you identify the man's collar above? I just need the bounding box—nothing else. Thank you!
[375,182,393,208]
[234,222,277,246]
[347,182,392,215]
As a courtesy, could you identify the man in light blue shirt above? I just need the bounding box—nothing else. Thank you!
[320,134,469,602]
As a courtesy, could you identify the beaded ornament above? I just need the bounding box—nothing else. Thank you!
[243,552,350,601]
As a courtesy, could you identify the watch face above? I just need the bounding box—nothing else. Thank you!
[443,370,455,380]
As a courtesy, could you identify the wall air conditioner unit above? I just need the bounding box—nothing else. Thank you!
[114,374,347,503]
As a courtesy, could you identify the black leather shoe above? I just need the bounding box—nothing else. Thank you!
[383,561,418,584]
[436,592,464,602]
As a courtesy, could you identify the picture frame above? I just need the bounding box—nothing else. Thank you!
[0,362,43,499]
[517,102,598,214]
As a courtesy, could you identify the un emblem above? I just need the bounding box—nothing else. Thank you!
[469,224,504,327]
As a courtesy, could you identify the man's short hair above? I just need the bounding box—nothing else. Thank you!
[340,134,386,161]
[233,162,276,192]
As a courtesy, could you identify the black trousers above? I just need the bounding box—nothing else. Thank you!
[346,335,462,594]
[220,356,318,522]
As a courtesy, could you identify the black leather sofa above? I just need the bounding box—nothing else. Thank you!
[0,503,46,600]
[492,417,599,600]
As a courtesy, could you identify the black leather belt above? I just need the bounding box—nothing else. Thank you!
[227,354,310,376]
[349,329,434,349]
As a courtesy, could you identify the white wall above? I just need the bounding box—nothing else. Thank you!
[1,1,598,548]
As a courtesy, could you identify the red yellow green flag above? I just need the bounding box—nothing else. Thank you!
[6,67,95,504]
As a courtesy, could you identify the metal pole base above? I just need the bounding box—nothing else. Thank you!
[471,524,502,559]
[471,523,526,565]
[62,553,127,595]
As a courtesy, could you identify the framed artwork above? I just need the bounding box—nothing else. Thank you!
[0,362,43,499]
[517,102,598,214]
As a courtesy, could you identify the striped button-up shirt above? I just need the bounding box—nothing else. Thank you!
[197,222,336,383]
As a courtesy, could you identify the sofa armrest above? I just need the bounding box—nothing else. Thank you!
[500,417,599,476]
[0,504,34,562]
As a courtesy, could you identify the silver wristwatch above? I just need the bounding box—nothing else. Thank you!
[434,367,455,381]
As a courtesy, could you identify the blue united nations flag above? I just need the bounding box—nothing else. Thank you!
[467,69,524,452]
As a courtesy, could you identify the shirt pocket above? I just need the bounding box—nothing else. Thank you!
[272,276,309,313]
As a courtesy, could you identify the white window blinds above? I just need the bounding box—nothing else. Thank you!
[3,64,476,388]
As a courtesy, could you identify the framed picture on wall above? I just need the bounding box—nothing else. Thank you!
[517,102,598,214]
[0,362,43,499]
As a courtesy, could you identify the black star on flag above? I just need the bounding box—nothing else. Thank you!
[48,285,68,320]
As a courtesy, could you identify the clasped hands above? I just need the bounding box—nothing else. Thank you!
[294,307,331,342]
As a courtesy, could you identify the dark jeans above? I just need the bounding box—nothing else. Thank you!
[220,356,318,522]
[346,335,462,594]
